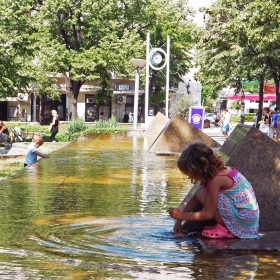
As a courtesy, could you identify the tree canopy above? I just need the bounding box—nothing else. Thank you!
[195,0,280,109]
[0,0,195,119]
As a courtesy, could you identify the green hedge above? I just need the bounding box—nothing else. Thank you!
[231,113,255,123]
[8,118,128,143]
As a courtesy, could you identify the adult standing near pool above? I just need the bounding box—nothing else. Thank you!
[99,112,105,121]
[49,110,60,142]
[123,111,129,123]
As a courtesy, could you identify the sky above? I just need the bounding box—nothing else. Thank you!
[184,0,214,80]
[188,0,213,25]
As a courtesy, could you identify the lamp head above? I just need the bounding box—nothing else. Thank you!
[130,58,146,69]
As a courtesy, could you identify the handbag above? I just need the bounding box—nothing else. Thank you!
[259,123,268,134]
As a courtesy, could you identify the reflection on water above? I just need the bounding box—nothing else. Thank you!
[0,134,279,279]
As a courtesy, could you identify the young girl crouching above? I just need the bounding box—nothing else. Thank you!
[168,142,259,239]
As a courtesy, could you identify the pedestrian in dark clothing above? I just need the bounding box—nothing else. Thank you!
[123,111,129,123]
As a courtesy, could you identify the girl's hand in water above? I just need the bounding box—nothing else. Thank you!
[168,207,182,220]
[173,219,182,235]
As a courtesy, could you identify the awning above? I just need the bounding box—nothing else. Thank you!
[227,94,276,101]
[264,83,280,94]
[241,81,280,93]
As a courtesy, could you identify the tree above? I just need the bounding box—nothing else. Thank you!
[0,0,194,119]
[141,2,195,110]
[170,94,194,119]
[195,0,280,125]
[229,101,241,111]
[0,0,35,97]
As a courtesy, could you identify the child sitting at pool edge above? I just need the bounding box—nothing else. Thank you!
[24,135,49,167]
[168,142,259,239]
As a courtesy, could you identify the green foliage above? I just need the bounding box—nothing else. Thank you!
[195,0,280,107]
[95,79,113,106]
[170,94,194,119]
[20,125,50,134]
[87,127,127,134]
[0,0,196,119]
[67,118,88,140]
[68,119,88,134]
[201,83,219,102]
[0,1,34,97]
[203,96,216,113]
[149,90,166,105]
[230,101,241,110]
[0,156,25,180]
[41,133,68,143]
[230,116,240,123]
[242,81,259,94]
[66,117,126,140]
[94,117,118,128]
[231,113,255,123]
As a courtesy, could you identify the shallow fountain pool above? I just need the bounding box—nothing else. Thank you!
[0,133,279,279]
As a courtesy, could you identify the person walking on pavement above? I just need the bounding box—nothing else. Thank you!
[220,109,231,139]
[270,106,280,142]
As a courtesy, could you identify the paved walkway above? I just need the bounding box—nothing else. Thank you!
[0,142,67,157]
[203,127,227,145]
[203,122,255,145]
[0,122,254,156]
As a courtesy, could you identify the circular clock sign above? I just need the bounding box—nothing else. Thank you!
[149,48,167,70]
[151,52,163,65]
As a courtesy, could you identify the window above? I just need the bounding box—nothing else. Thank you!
[8,106,17,118]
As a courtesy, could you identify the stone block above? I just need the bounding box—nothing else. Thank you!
[143,112,170,137]
[219,124,280,231]
[181,124,280,233]
[149,114,221,154]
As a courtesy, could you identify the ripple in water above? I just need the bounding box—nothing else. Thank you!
[31,215,197,264]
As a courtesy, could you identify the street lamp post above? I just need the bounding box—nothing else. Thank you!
[129,58,146,129]
[33,82,37,122]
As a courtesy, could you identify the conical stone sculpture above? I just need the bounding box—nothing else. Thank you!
[149,114,221,154]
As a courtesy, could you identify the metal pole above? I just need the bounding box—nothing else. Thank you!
[145,32,150,124]
[133,69,139,129]
[33,82,37,122]
[165,35,170,117]
[64,73,70,121]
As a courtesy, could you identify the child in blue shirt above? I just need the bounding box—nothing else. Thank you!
[24,135,49,167]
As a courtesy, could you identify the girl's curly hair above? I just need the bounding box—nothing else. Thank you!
[177,142,225,183]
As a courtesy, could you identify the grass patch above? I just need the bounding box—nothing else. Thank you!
[11,118,128,142]
[0,156,25,181]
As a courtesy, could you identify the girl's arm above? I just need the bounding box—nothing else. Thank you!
[172,193,200,235]
[179,192,200,213]
[169,178,222,222]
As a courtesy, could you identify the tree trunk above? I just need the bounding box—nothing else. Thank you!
[65,76,83,120]
[276,75,280,108]
[266,59,280,107]
[240,89,245,124]
[268,67,280,108]
[257,75,264,129]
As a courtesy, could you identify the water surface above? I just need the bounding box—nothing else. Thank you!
[0,134,279,279]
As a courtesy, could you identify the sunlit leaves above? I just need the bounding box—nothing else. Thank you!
[195,0,280,98]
